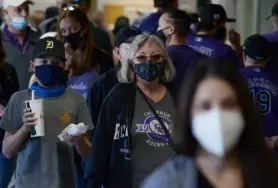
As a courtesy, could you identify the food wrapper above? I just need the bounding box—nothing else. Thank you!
[66,122,88,136]
[58,122,88,141]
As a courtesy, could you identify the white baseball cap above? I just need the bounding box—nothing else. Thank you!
[3,0,34,10]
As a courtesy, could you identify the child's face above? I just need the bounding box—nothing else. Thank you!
[30,57,65,72]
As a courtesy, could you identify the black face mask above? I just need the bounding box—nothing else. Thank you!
[155,27,171,44]
[133,60,165,82]
[215,27,227,42]
[155,30,167,44]
[62,30,83,51]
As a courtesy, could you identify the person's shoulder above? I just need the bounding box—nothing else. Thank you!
[64,89,84,99]
[10,89,30,101]
[29,28,42,45]
[87,70,100,77]
[142,156,194,188]
[262,31,278,43]
[4,62,15,72]
[186,45,204,57]
[106,83,135,102]
[94,68,118,84]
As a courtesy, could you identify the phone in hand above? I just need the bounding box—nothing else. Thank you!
[26,102,37,136]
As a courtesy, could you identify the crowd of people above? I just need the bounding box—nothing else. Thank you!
[1,0,278,188]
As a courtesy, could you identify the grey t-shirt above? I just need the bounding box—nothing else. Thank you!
[131,90,176,188]
[0,89,93,188]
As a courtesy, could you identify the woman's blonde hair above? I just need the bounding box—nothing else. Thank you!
[117,33,175,83]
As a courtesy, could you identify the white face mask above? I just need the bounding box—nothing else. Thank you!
[192,108,244,156]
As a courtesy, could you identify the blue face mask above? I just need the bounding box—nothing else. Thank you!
[11,17,28,31]
[35,65,63,87]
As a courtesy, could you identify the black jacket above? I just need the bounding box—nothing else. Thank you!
[89,67,119,126]
[84,83,176,188]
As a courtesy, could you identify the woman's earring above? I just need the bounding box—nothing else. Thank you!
[29,67,32,72]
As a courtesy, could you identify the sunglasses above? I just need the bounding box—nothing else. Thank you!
[135,54,165,63]
[60,4,80,11]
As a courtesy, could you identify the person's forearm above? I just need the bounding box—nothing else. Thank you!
[3,128,30,159]
[76,137,91,158]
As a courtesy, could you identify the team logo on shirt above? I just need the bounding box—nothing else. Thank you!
[135,110,173,148]
[61,112,71,124]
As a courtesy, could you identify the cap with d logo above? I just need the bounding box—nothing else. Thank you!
[32,37,66,62]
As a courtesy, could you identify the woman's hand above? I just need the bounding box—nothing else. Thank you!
[22,108,37,133]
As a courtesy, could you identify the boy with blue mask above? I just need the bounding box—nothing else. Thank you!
[0,37,93,188]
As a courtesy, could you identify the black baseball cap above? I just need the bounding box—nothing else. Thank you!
[199,4,236,28]
[115,27,141,47]
[242,34,271,60]
[266,3,278,19]
[32,37,66,61]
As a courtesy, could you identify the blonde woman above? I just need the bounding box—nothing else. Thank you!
[85,34,176,188]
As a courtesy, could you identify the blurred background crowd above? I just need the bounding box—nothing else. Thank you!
[1,0,278,188]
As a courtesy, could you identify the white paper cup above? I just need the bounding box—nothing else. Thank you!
[25,99,45,137]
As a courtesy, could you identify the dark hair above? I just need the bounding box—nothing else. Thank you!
[165,9,191,36]
[174,58,278,188]
[45,6,59,19]
[113,16,130,35]
[57,7,98,74]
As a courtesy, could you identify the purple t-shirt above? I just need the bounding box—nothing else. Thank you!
[167,45,203,90]
[240,67,278,137]
[4,26,28,54]
[187,35,241,67]
[67,71,99,100]
[262,31,278,43]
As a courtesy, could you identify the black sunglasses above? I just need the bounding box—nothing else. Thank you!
[60,4,80,12]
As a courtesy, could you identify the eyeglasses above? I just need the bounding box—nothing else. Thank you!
[134,54,165,63]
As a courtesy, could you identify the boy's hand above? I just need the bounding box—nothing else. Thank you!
[59,130,85,146]
[22,108,37,133]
